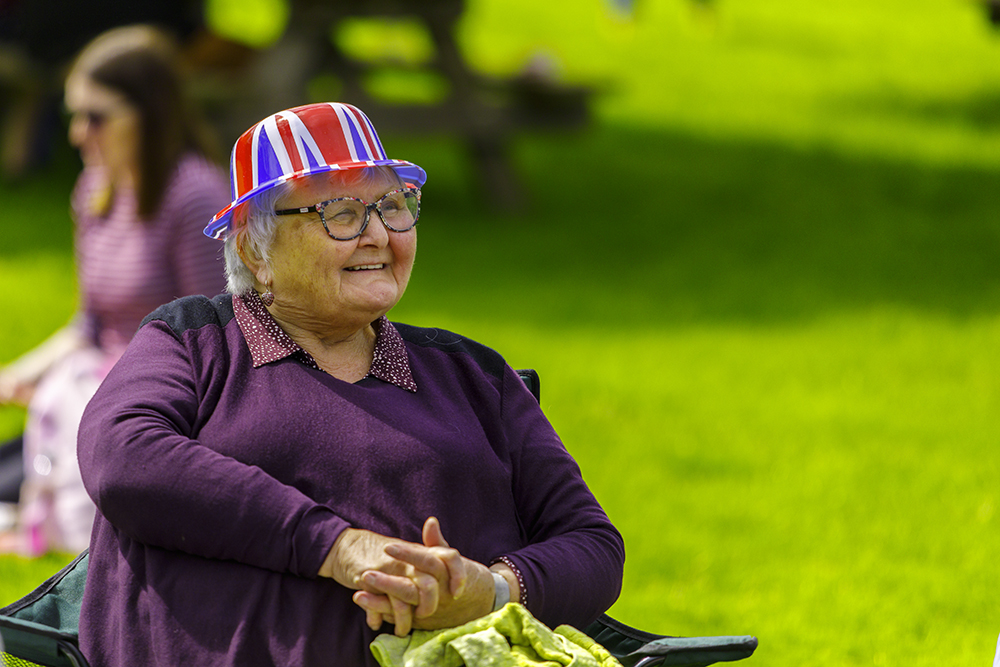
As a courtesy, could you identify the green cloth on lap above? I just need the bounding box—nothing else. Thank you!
[370,603,623,667]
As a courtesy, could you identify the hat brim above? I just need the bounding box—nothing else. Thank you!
[204,159,426,240]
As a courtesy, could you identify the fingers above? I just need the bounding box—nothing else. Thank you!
[361,571,421,607]
[423,517,467,598]
[385,517,467,597]
[384,542,449,581]
[352,591,409,635]
[354,590,393,614]
[352,591,396,633]
[441,549,467,598]
[390,595,413,636]
[361,568,440,619]
[411,572,440,619]
[385,540,468,600]
[346,519,478,636]
[422,516,449,547]
[353,592,386,631]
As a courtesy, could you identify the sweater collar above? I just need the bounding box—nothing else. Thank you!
[233,291,417,392]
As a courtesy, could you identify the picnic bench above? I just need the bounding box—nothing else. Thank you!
[196,0,593,210]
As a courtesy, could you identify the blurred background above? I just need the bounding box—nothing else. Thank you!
[3,0,1000,665]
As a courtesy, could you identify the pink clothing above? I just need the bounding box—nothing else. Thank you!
[73,152,229,357]
[19,152,229,554]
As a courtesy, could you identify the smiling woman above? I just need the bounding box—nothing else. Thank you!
[74,102,625,667]
[235,168,419,380]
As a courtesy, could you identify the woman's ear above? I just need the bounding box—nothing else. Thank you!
[234,232,271,288]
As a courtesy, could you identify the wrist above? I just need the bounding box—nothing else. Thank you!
[320,527,357,583]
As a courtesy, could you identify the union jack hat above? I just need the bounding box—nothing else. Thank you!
[204,102,426,239]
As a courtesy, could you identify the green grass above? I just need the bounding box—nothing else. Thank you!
[4,1,1000,665]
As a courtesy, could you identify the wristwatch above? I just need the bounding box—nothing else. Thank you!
[491,571,511,612]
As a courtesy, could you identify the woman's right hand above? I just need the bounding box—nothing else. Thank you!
[0,367,37,406]
[0,325,86,406]
[318,526,450,635]
[319,529,413,588]
[320,518,472,635]
[360,518,496,631]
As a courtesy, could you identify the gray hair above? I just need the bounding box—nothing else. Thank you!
[223,166,403,295]
[223,183,290,294]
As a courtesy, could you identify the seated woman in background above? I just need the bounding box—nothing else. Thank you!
[0,24,228,554]
[76,102,625,666]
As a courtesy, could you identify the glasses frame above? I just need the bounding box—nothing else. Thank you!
[65,109,109,130]
[275,187,421,241]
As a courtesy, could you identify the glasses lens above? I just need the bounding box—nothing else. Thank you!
[319,198,367,239]
[378,190,420,231]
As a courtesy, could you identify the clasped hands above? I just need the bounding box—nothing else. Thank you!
[320,517,501,636]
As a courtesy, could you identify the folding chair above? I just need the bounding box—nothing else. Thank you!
[0,371,758,667]
[0,551,88,667]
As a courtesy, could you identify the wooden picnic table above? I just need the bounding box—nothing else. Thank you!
[201,0,593,209]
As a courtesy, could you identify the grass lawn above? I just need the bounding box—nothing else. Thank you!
[3,1,1000,666]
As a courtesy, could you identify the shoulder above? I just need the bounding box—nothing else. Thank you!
[162,154,229,206]
[170,152,227,186]
[393,322,507,382]
[140,293,235,337]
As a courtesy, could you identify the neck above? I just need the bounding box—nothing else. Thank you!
[273,314,378,382]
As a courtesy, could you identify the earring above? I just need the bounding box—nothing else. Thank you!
[260,284,274,307]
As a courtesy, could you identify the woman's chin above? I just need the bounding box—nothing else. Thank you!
[343,288,402,318]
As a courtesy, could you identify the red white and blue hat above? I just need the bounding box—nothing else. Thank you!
[204,102,427,239]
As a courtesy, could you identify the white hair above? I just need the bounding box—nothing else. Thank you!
[223,184,288,295]
[223,166,402,295]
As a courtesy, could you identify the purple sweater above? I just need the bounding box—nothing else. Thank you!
[77,294,624,667]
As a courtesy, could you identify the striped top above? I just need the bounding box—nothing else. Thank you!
[72,153,229,358]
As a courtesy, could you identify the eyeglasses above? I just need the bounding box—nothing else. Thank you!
[275,188,420,241]
[66,109,109,129]
[83,111,107,128]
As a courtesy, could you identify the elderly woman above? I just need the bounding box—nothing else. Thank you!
[77,102,624,666]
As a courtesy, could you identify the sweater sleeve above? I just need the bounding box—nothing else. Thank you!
[495,366,625,629]
[76,319,349,577]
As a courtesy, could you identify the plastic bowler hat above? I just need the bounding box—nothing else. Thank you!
[204,102,427,239]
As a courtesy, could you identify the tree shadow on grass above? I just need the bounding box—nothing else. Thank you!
[401,123,1000,329]
[3,124,999,329]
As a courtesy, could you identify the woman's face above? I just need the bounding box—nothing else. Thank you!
[64,73,140,184]
[264,171,417,336]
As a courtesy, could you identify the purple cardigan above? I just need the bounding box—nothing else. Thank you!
[77,294,624,667]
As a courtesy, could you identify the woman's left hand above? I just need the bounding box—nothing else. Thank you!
[352,517,494,635]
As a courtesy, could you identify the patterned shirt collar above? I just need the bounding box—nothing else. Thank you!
[233,291,417,392]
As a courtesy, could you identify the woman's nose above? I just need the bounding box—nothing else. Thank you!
[68,113,102,149]
[358,211,390,246]
[68,115,88,147]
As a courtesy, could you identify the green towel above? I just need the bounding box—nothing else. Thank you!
[370,603,623,667]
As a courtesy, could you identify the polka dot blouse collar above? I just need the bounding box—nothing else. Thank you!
[233,291,418,392]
